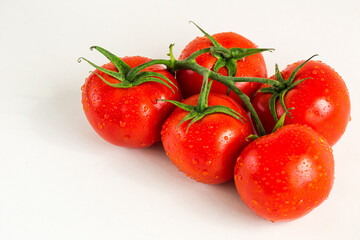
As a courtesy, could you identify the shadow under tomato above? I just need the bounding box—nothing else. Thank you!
[29,83,269,226]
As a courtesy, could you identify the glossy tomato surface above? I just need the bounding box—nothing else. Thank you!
[176,32,267,107]
[161,93,254,184]
[252,60,350,146]
[234,124,334,222]
[82,56,181,148]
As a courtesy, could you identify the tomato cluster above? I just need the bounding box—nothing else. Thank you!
[79,24,350,222]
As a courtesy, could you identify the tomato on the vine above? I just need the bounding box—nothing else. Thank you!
[234,124,334,222]
[252,60,350,146]
[176,32,267,106]
[161,93,254,184]
[82,56,181,148]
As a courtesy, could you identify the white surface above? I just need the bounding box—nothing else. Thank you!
[1,0,360,239]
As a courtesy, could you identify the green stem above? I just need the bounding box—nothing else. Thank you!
[126,59,171,81]
[186,48,212,61]
[126,58,271,135]
[196,73,209,112]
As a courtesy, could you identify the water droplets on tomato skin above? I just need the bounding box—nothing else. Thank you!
[202,170,208,176]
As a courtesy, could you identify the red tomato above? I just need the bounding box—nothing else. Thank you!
[234,124,334,222]
[161,93,254,184]
[252,60,350,146]
[81,56,181,148]
[176,32,267,107]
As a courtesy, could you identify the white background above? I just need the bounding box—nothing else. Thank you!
[1,0,359,239]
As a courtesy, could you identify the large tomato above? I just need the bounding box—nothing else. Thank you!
[161,93,254,184]
[234,124,334,222]
[81,56,181,148]
[252,60,350,146]
[176,32,267,106]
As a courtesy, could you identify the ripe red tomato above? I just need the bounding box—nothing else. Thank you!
[81,56,182,148]
[176,32,267,107]
[234,124,334,222]
[252,60,350,146]
[161,93,254,184]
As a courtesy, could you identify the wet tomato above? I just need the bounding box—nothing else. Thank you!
[82,56,181,148]
[234,124,334,222]
[176,32,267,106]
[161,93,254,184]
[252,60,350,146]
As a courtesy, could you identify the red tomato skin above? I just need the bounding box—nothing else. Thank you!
[252,60,350,146]
[161,94,254,184]
[176,32,267,107]
[234,124,334,222]
[81,56,182,148]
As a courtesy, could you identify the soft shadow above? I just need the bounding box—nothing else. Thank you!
[30,86,107,153]
[29,85,270,225]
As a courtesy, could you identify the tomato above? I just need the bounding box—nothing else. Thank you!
[252,60,350,146]
[81,56,181,148]
[176,32,267,107]
[161,93,254,184]
[234,124,334,222]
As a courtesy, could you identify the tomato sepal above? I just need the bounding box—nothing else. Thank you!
[79,46,178,92]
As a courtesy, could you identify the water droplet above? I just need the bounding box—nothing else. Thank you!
[97,123,103,129]
[202,170,208,176]
[124,135,130,139]
[224,136,229,140]
[192,159,198,165]
[104,114,109,119]
[189,145,193,149]
[205,160,212,166]
[120,121,126,127]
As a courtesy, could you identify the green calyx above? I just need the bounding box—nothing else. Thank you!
[190,21,274,95]
[159,74,247,133]
[259,54,318,122]
[78,46,177,93]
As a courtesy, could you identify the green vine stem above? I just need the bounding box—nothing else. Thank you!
[82,45,286,136]
[125,50,284,136]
